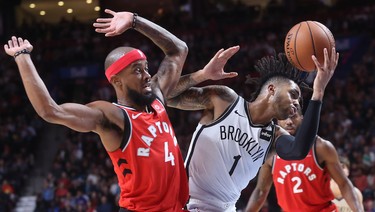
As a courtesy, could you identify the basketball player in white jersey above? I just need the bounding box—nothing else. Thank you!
[167,48,339,211]
[331,157,364,211]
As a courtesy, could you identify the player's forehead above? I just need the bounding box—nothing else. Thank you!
[288,80,301,94]
[288,80,300,89]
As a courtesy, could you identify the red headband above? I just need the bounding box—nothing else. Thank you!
[105,49,147,81]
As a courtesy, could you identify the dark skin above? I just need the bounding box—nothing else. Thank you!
[4,9,188,152]
[4,11,244,154]
[168,48,339,139]
[245,111,363,212]
[166,48,339,207]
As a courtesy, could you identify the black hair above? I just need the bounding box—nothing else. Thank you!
[246,52,311,105]
[339,156,350,168]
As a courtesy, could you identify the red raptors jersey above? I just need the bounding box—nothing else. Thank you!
[272,143,337,212]
[107,99,188,212]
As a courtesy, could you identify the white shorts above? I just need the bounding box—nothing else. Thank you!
[187,198,236,212]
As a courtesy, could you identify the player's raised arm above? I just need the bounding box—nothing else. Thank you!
[94,9,188,103]
[166,46,239,100]
[275,48,339,160]
[4,37,105,133]
[166,46,239,113]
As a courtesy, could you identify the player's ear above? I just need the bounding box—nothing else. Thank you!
[268,84,275,95]
[111,75,122,86]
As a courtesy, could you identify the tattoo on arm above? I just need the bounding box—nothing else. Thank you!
[167,74,198,99]
[135,17,185,55]
[136,17,188,102]
[167,85,236,111]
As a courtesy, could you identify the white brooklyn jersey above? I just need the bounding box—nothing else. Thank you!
[185,96,275,210]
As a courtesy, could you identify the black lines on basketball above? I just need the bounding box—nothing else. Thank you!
[284,21,336,72]
[294,23,306,71]
[306,21,317,65]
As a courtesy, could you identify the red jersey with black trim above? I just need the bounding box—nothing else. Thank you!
[272,143,337,212]
[107,99,188,212]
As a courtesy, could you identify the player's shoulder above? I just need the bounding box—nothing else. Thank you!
[209,85,238,100]
[208,85,239,112]
[87,100,115,108]
[87,100,124,120]
[315,136,338,162]
[315,136,335,150]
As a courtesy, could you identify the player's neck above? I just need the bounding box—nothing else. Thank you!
[117,99,149,112]
[248,101,274,125]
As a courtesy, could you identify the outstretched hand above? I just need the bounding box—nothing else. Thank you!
[311,47,339,99]
[93,9,133,37]
[201,46,240,81]
[4,36,33,57]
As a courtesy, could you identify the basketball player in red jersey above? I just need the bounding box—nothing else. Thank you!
[166,48,338,211]
[3,9,238,212]
[245,103,363,212]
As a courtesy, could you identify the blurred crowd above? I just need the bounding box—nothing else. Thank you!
[1,1,375,211]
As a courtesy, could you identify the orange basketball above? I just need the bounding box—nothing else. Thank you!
[284,21,335,72]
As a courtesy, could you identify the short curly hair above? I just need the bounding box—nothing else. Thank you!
[246,52,311,104]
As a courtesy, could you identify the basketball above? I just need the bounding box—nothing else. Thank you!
[284,21,335,72]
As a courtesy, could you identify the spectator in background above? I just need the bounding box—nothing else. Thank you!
[246,103,362,212]
[4,8,191,211]
[331,157,364,211]
[97,196,113,212]
[168,50,338,211]
[2,2,375,211]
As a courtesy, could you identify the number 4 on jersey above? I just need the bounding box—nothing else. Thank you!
[164,142,175,166]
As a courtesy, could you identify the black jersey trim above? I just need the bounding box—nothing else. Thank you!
[271,155,276,174]
[202,96,240,128]
[120,109,132,152]
[262,124,276,165]
[244,99,273,128]
[185,125,204,177]
[185,97,239,176]
[186,96,263,175]
[312,139,324,170]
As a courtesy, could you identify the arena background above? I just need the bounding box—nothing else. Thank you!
[0,0,374,211]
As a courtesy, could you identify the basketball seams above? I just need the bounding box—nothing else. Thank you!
[313,21,335,53]
[285,24,299,69]
[306,21,317,66]
[294,23,305,70]
[284,20,334,72]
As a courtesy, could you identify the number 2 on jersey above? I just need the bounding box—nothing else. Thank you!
[229,155,241,176]
[292,176,303,193]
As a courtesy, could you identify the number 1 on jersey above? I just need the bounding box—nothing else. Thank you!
[164,142,175,166]
[229,155,241,176]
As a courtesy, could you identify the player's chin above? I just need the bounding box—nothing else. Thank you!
[286,129,295,135]
[143,90,153,97]
[143,91,156,101]
[143,86,152,93]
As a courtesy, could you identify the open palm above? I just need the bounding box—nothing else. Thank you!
[93,9,133,37]
[202,46,240,81]
[4,36,33,56]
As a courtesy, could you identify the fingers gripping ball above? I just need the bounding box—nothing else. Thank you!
[284,21,335,72]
